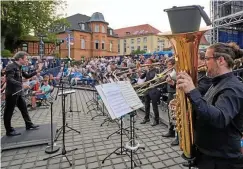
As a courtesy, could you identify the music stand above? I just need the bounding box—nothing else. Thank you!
[45,101,60,154]
[95,81,145,168]
[54,90,80,141]
[43,84,77,166]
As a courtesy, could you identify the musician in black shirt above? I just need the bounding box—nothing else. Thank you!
[4,51,43,136]
[177,43,243,169]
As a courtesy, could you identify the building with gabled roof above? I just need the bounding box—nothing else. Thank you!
[114,24,171,55]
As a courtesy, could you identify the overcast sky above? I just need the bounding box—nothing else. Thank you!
[65,0,211,32]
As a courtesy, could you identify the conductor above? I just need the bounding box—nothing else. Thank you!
[4,51,43,136]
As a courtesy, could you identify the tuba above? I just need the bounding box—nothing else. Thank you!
[163,5,212,159]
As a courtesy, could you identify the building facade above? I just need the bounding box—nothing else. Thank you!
[114,24,171,55]
[56,12,119,60]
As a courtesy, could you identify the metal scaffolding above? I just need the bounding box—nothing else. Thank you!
[210,0,243,44]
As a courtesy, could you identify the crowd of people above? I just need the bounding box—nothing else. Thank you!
[1,42,243,169]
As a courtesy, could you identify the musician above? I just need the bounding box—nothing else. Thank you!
[177,43,243,169]
[163,52,212,146]
[4,51,42,136]
[140,59,161,126]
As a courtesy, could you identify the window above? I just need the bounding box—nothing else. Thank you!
[95,40,99,49]
[143,37,147,43]
[157,46,160,51]
[110,29,113,35]
[81,39,85,49]
[131,46,135,52]
[131,39,134,44]
[118,44,120,53]
[143,46,147,51]
[102,40,105,50]
[95,25,99,32]
[102,25,105,33]
[79,23,85,30]
[124,40,126,43]
[110,41,113,52]
[137,46,140,50]
[22,43,28,52]
[137,38,141,43]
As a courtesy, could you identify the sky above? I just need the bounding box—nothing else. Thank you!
[65,0,211,32]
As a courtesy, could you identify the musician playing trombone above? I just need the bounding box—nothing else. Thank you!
[140,58,164,126]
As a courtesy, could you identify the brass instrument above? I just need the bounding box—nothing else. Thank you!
[162,29,209,158]
[133,66,175,89]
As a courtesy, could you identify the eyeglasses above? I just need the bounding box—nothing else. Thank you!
[204,56,218,61]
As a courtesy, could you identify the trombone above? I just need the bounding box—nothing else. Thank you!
[136,68,176,96]
[133,66,175,89]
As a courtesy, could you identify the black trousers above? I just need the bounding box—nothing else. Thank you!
[195,152,243,169]
[4,94,33,133]
[144,88,160,121]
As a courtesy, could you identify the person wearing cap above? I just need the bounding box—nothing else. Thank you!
[177,43,243,169]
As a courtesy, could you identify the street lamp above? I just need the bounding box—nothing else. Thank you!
[65,30,72,59]
[37,33,46,59]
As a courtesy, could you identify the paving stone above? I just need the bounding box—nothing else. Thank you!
[163,159,176,166]
[113,163,126,169]
[8,165,22,169]
[21,162,35,169]
[87,162,99,169]
[169,165,183,169]
[111,158,123,164]
[9,159,24,166]
[75,159,86,165]
[152,161,166,169]
[147,156,160,163]
[158,154,170,160]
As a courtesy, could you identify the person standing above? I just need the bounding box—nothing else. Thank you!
[4,51,43,136]
[177,43,243,169]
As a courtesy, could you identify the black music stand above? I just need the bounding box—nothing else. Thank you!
[45,101,60,154]
[54,90,80,141]
[43,83,77,166]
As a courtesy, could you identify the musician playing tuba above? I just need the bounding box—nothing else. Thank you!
[164,51,212,147]
[177,43,243,169]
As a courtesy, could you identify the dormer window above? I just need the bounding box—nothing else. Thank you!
[126,32,130,35]
[78,23,85,30]
[110,29,113,35]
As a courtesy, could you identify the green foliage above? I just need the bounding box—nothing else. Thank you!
[1,49,12,58]
[1,0,68,52]
[131,49,146,55]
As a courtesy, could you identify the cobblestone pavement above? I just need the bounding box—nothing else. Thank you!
[1,89,196,169]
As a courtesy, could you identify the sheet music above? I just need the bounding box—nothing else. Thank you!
[101,83,132,119]
[95,85,116,119]
[118,81,144,110]
[95,81,144,120]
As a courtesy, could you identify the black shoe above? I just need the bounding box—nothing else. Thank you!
[6,130,21,136]
[26,124,39,130]
[171,138,179,146]
[140,119,150,124]
[162,130,175,137]
[182,161,195,167]
[151,120,159,126]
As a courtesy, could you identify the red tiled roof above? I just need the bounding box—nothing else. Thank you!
[114,24,161,38]
[200,35,210,45]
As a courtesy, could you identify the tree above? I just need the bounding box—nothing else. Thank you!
[1,0,68,52]
[131,49,146,55]
[1,49,12,58]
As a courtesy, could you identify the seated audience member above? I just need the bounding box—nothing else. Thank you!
[31,80,52,109]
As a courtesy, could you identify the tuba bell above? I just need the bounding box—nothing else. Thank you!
[163,5,212,159]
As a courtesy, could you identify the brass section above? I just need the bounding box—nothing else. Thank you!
[162,30,207,158]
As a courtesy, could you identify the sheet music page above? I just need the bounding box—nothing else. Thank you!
[118,81,144,110]
[101,83,132,119]
[95,85,116,119]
